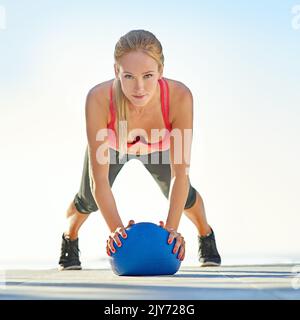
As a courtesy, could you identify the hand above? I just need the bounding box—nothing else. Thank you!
[106,220,135,256]
[158,221,185,261]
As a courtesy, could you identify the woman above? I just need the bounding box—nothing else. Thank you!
[59,30,221,270]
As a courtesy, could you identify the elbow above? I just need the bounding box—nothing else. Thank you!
[172,174,190,186]
[173,167,190,180]
[90,176,110,193]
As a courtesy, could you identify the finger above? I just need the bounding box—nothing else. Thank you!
[159,221,164,228]
[180,240,186,260]
[112,227,125,239]
[177,244,185,260]
[113,235,122,248]
[120,229,128,239]
[172,237,183,254]
[106,239,112,254]
[180,250,185,261]
[168,231,181,245]
[168,234,175,245]
[105,242,110,256]
[106,247,111,256]
[126,220,135,228]
[109,237,116,253]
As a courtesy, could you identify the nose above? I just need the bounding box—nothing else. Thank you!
[134,78,144,93]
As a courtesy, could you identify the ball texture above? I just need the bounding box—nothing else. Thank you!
[109,222,182,276]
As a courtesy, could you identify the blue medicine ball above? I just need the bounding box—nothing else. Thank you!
[109,222,182,276]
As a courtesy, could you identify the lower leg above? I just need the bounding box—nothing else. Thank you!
[183,190,212,237]
[64,200,90,240]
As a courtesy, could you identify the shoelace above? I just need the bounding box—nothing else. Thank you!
[61,238,80,260]
[198,235,216,257]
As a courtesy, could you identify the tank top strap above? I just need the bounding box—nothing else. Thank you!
[108,83,116,129]
[159,78,172,131]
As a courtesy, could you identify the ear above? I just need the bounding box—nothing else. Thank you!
[158,67,164,79]
[114,63,119,78]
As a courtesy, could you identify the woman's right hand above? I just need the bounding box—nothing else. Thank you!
[106,220,135,256]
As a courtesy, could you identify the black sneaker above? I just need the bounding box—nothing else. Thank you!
[198,228,221,267]
[58,233,82,270]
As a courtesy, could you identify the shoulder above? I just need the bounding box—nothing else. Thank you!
[163,78,193,121]
[85,79,114,121]
[164,78,192,97]
[87,79,114,104]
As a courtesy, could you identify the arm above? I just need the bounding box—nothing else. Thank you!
[165,85,193,231]
[85,87,124,232]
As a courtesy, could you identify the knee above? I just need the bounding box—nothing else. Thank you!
[73,194,97,215]
[184,185,197,210]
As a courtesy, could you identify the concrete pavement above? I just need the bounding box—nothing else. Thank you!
[1,264,300,300]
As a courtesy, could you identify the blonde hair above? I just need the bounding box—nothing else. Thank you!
[113,29,164,157]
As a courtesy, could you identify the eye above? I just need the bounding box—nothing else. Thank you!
[124,74,153,79]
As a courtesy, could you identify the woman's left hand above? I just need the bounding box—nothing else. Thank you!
[158,221,185,261]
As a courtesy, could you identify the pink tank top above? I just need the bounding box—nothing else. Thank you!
[107,78,172,153]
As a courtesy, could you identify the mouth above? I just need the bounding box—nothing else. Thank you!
[132,95,146,99]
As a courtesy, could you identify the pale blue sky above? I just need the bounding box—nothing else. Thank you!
[1,1,300,89]
[1,1,299,267]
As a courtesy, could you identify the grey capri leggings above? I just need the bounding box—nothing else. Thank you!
[73,146,197,214]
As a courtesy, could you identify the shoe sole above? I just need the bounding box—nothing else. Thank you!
[200,261,221,267]
[58,265,82,271]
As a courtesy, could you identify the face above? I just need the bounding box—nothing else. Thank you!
[114,50,163,107]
